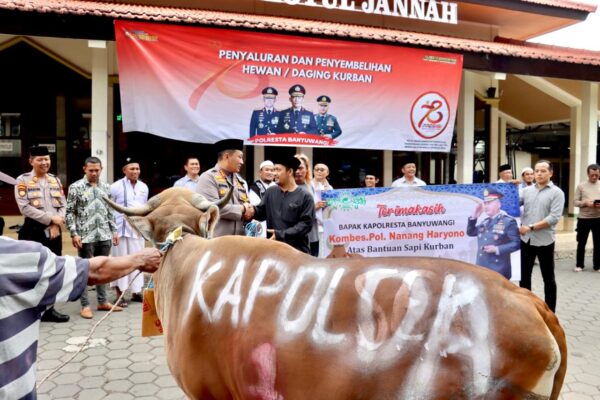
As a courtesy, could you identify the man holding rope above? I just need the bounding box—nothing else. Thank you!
[1,169,162,398]
[0,235,162,399]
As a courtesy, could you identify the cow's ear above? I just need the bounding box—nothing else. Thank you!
[125,216,153,242]
[199,205,220,239]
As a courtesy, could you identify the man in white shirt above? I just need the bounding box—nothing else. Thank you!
[110,156,149,306]
[248,160,276,205]
[173,157,201,192]
[391,159,426,187]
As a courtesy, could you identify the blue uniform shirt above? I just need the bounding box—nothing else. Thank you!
[278,107,317,134]
[316,113,342,139]
[249,108,280,137]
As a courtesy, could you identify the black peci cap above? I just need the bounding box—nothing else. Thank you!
[499,164,512,173]
[272,154,301,171]
[215,139,244,154]
[29,146,50,157]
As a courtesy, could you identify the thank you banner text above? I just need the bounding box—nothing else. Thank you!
[115,20,463,151]
[322,183,521,280]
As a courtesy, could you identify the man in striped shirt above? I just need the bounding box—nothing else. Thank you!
[0,236,161,399]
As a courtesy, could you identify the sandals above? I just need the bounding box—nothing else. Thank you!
[115,298,128,308]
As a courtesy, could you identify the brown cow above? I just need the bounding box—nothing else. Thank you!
[105,187,567,400]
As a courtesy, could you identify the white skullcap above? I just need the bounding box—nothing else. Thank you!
[259,160,274,170]
[521,167,534,176]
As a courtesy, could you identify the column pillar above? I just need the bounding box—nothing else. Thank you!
[581,82,598,181]
[568,105,582,215]
[89,40,109,182]
[456,70,475,184]
[499,117,508,165]
[253,146,265,180]
[383,150,393,186]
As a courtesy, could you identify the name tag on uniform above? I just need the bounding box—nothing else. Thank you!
[302,115,310,125]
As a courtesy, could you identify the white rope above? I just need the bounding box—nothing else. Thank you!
[38,270,143,387]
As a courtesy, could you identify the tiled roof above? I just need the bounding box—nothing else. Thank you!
[518,0,597,12]
[2,0,600,66]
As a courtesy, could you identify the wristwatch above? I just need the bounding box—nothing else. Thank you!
[528,224,535,231]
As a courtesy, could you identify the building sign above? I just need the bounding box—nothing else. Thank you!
[115,21,462,152]
[322,183,521,281]
[263,0,458,24]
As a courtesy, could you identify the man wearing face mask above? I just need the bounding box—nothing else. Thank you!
[15,146,69,322]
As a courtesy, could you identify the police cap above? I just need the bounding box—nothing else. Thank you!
[483,188,503,202]
[289,84,306,97]
[29,146,50,157]
[317,95,331,105]
[262,87,278,98]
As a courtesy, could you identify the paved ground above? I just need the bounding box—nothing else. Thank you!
[2,216,598,399]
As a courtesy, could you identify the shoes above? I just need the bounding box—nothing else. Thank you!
[573,267,583,272]
[80,307,93,319]
[97,303,123,312]
[131,293,144,303]
[41,307,70,323]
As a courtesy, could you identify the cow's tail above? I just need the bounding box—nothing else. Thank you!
[534,298,567,400]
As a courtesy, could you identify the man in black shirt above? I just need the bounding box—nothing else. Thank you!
[253,155,315,254]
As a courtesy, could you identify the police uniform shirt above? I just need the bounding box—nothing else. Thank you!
[466,210,520,279]
[110,177,149,239]
[15,171,66,225]
[278,107,318,134]
[197,164,250,237]
[250,108,279,137]
[316,113,342,139]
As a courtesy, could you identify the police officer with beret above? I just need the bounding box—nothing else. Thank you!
[15,146,69,322]
[466,188,520,280]
[315,95,342,139]
[249,87,280,137]
[277,84,318,134]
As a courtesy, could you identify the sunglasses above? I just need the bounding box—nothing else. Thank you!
[314,168,327,172]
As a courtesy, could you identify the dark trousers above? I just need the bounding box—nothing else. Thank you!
[18,217,62,256]
[78,240,112,307]
[310,241,319,257]
[576,218,600,269]
[520,240,557,312]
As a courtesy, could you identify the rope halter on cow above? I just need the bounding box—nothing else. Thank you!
[157,226,184,253]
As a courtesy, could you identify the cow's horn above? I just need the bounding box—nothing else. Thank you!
[103,194,162,216]
[190,193,212,211]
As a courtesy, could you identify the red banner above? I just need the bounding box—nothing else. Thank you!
[115,21,463,151]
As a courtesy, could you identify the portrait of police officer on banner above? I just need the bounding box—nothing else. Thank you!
[466,188,520,280]
[277,84,318,134]
[315,95,342,139]
[249,86,280,137]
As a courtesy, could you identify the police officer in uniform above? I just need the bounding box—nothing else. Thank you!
[466,188,520,280]
[249,87,280,137]
[197,139,254,237]
[278,84,318,134]
[15,145,69,322]
[315,95,342,139]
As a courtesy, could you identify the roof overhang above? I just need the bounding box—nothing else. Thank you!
[1,0,600,81]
